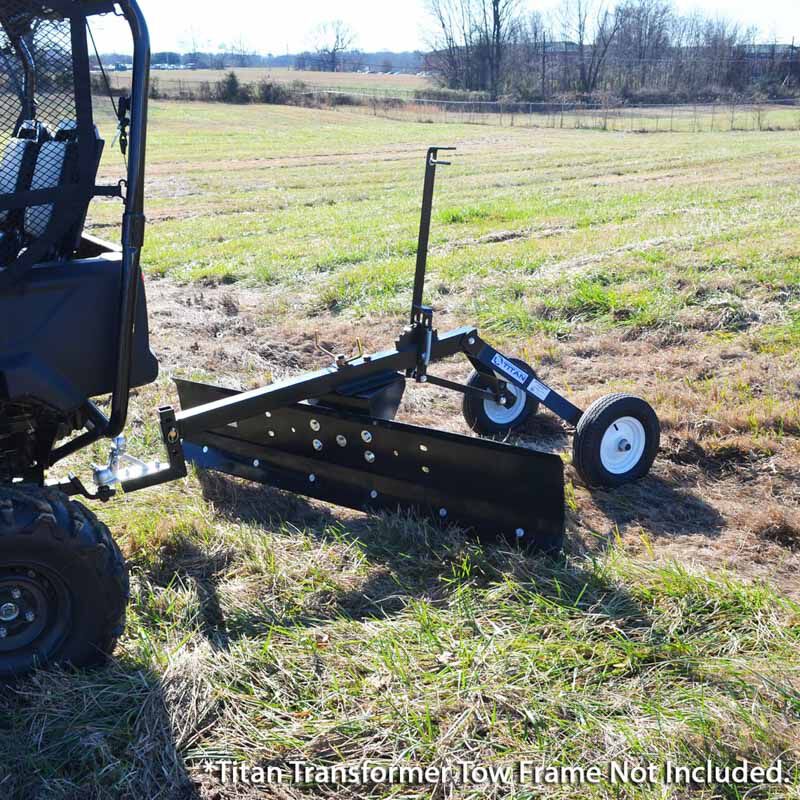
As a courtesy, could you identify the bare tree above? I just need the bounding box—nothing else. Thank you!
[180,27,209,68]
[557,0,621,93]
[425,0,478,90]
[476,0,520,97]
[425,0,519,97]
[230,35,253,69]
[311,20,356,73]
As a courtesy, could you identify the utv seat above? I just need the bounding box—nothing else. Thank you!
[24,120,104,261]
[0,120,50,265]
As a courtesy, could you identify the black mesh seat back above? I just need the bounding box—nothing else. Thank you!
[0,120,47,227]
[0,121,49,264]
[0,4,109,283]
[0,138,34,226]
[24,120,103,258]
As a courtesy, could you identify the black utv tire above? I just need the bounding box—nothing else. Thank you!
[0,486,129,679]
[462,358,539,436]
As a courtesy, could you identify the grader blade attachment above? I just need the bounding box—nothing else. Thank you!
[176,379,564,551]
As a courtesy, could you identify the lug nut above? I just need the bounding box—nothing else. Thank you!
[0,627,6,639]
[24,611,35,623]
[516,528,526,539]
[336,435,347,447]
[10,588,21,600]
[313,439,323,451]
[361,430,372,443]
[364,451,376,463]
[310,419,321,432]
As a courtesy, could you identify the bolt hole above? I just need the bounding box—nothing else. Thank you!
[422,465,430,474]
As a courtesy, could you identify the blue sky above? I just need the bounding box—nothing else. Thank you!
[94,1,800,54]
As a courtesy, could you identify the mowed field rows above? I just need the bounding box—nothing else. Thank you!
[1,102,799,799]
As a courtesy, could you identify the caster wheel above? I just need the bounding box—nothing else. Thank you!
[462,358,539,436]
[573,393,660,487]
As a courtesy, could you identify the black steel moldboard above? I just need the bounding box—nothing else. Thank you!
[176,379,564,550]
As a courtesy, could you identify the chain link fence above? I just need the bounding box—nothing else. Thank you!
[114,72,800,133]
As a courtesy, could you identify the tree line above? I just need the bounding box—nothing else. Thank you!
[425,0,800,102]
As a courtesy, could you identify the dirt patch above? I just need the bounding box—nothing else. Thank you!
[752,509,800,552]
[439,225,572,254]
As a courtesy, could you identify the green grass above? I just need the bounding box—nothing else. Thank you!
[88,102,800,344]
[2,102,798,799]
[3,497,798,798]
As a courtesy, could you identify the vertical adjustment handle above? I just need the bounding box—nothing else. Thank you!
[410,146,456,324]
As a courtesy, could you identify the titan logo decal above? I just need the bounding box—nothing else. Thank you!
[491,353,529,385]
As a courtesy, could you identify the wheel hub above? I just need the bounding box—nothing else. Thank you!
[600,417,646,475]
[0,569,55,652]
[483,375,526,425]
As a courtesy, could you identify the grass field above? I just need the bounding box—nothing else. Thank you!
[2,101,799,799]
[111,66,433,98]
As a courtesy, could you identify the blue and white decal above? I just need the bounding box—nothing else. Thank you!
[490,353,529,385]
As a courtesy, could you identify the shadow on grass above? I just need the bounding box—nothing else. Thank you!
[515,413,572,454]
[586,473,725,538]
[0,664,200,800]
[151,470,661,646]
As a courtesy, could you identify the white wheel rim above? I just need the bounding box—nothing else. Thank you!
[482,373,527,425]
[599,416,646,475]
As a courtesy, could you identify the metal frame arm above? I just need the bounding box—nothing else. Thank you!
[176,326,476,437]
[173,326,584,442]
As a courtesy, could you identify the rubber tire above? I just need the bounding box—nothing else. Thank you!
[0,486,129,679]
[462,358,539,436]
[572,393,660,488]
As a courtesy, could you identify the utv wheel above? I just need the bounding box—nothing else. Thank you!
[0,487,129,679]
[572,393,660,487]
[462,358,539,436]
